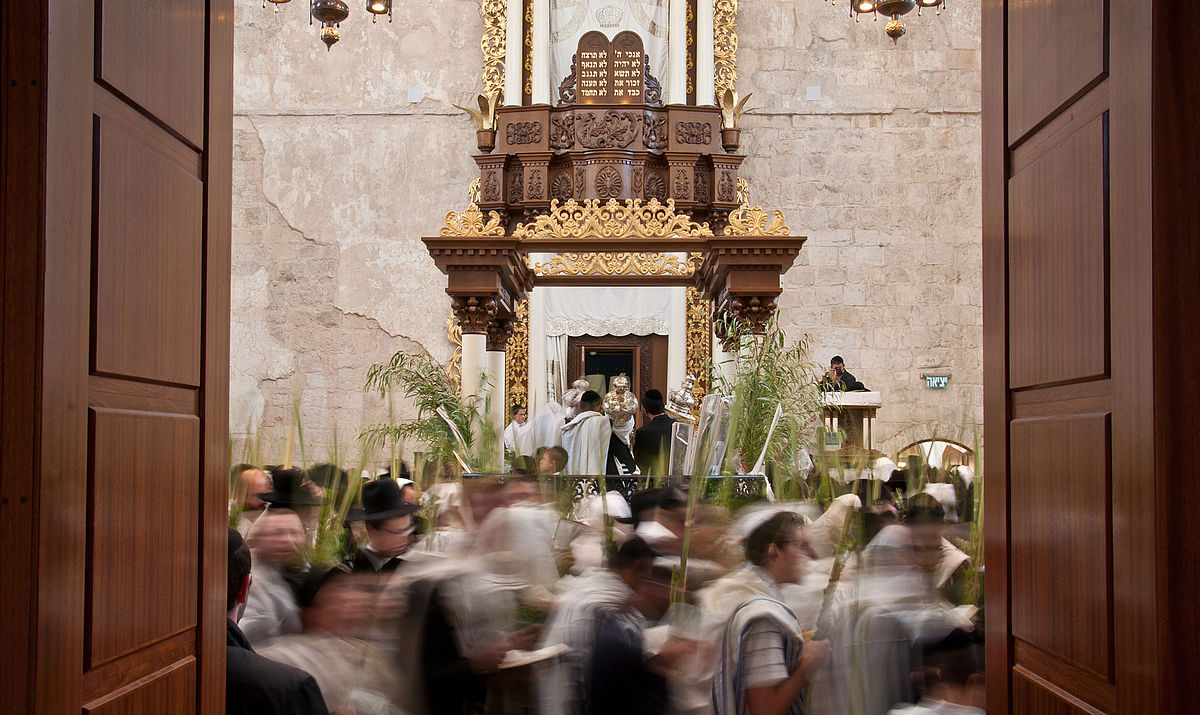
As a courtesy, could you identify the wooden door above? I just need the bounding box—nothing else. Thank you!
[983,0,1200,711]
[1,1,231,713]
[568,333,669,409]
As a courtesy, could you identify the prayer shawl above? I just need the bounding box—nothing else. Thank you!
[537,570,636,715]
[257,633,403,715]
[521,400,565,455]
[562,410,612,475]
[713,597,805,715]
[240,563,302,645]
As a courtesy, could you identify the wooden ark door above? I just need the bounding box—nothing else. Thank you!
[568,334,669,411]
[1,1,232,713]
[984,0,1199,712]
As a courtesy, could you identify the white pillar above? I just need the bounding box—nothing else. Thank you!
[528,287,547,410]
[505,0,523,104]
[712,331,734,389]
[667,286,687,390]
[697,0,715,105]
[461,333,488,408]
[532,0,551,104]
[487,349,506,434]
[667,0,687,105]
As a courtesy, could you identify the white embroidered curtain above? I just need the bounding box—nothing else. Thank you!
[543,286,672,337]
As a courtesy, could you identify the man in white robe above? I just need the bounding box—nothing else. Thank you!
[561,390,611,475]
[502,404,528,456]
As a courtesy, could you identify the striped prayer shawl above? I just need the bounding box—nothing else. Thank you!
[713,597,806,715]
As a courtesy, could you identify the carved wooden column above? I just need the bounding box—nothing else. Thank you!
[424,205,533,417]
[451,295,497,409]
[697,206,806,380]
[486,316,514,447]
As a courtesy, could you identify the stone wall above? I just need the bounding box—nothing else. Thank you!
[231,0,482,462]
[737,1,982,454]
[231,1,982,465]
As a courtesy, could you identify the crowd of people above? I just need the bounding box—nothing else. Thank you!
[226,382,983,715]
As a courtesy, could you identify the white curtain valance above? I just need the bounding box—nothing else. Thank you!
[543,286,672,337]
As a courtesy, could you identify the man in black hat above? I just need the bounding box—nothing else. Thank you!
[347,478,421,573]
[226,527,329,715]
[633,389,676,475]
[258,467,325,545]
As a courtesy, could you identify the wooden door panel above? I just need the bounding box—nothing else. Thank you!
[96,0,206,146]
[1010,413,1113,682]
[87,408,199,667]
[1012,668,1104,715]
[1008,116,1108,389]
[92,110,204,387]
[1007,0,1107,142]
[83,659,196,715]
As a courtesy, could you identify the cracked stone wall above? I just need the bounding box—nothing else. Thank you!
[232,0,481,463]
[232,1,982,464]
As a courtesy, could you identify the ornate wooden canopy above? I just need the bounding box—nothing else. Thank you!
[423,198,805,410]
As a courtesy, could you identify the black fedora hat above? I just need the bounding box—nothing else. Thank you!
[258,468,323,508]
[348,478,421,522]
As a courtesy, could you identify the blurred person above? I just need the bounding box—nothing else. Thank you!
[887,629,985,714]
[232,464,272,535]
[259,567,404,714]
[590,564,692,715]
[226,527,329,715]
[242,508,308,644]
[258,468,325,544]
[416,567,540,715]
[708,511,830,715]
[347,478,421,574]
[632,389,676,475]
[634,485,688,552]
[504,404,529,456]
[562,390,611,475]
[540,538,691,715]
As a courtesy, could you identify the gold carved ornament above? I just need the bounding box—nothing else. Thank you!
[713,0,738,97]
[481,0,507,100]
[441,203,507,236]
[523,0,534,99]
[532,251,700,277]
[446,315,463,386]
[505,300,530,415]
[725,205,790,236]
[512,198,714,240]
[685,285,711,405]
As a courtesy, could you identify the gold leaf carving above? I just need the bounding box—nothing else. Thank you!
[505,300,529,415]
[447,315,462,385]
[725,205,790,236]
[685,286,711,404]
[532,251,701,277]
[441,203,506,236]
[512,199,714,240]
[481,0,507,100]
[713,0,738,96]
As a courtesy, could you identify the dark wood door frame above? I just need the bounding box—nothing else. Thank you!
[568,334,669,424]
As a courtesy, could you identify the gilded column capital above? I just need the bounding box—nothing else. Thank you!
[451,295,499,334]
